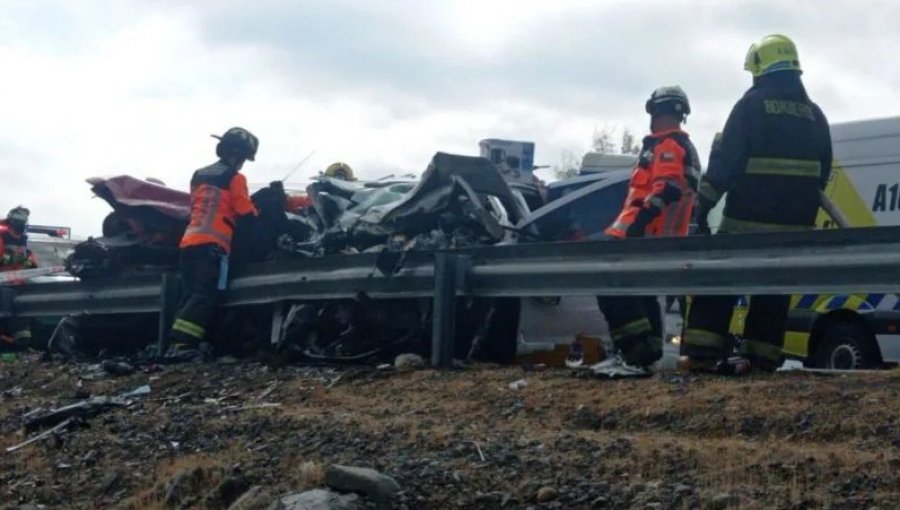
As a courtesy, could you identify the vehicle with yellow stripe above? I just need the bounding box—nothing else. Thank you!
[728,117,900,369]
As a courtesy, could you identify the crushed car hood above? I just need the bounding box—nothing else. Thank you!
[87,175,191,220]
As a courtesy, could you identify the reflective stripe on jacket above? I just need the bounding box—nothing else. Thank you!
[180,162,257,253]
[698,72,832,231]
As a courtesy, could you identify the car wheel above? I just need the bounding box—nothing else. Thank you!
[814,321,880,370]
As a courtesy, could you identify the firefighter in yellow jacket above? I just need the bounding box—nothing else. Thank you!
[681,35,833,374]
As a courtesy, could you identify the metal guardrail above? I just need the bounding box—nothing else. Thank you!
[4,226,900,366]
[6,226,900,318]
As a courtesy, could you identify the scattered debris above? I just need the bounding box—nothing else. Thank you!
[470,441,486,462]
[508,378,528,390]
[587,357,651,379]
[778,359,805,371]
[119,384,151,399]
[2,358,899,508]
[24,396,126,433]
[6,418,73,453]
[394,353,426,372]
[3,386,23,398]
[256,383,279,400]
[101,359,136,376]
[324,465,401,502]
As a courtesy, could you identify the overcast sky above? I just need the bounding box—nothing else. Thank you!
[2,0,899,236]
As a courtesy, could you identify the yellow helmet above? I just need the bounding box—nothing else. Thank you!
[743,34,801,77]
[324,162,355,181]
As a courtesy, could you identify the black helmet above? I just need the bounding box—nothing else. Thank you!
[6,206,29,233]
[645,86,690,118]
[212,127,259,161]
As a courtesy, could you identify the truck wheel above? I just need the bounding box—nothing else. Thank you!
[814,321,880,370]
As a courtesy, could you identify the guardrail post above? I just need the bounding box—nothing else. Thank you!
[270,301,285,345]
[431,253,468,369]
[156,272,180,355]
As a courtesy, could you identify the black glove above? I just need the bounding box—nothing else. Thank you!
[625,205,660,238]
[696,217,711,235]
[659,182,682,204]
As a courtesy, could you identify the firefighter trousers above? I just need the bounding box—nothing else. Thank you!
[683,294,788,371]
[0,317,31,350]
[596,295,663,367]
[170,244,224,345]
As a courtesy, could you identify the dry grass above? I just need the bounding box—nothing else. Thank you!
[3,360,900,508]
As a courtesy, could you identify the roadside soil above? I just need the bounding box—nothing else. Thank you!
[1,354,899,509]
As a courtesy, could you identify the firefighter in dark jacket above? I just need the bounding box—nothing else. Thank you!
[595,86,701,374]
[169,128,259,356]
[681,34,833,374]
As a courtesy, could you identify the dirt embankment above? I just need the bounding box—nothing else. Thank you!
[1,355,899,509]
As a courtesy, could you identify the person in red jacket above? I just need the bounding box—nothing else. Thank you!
[0,206,37,347]
[594,86,701,376]
[168,128,259,357]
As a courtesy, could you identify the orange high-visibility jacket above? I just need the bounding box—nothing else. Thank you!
[605,129,701,239]
[180,162,257,253]
[0,223,36,270]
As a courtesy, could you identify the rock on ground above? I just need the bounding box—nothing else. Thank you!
[228,486,274,510]
[267,489,360,510]
[394,353,427,372]
[163,467,208,508]
[325,465,400,502]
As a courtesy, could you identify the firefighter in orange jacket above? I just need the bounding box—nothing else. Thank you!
[595,86,701,374]
[0,206,37,347]
[169,128,259,355]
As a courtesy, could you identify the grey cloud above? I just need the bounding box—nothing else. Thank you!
[186,0,812,114]
[2,0,899,236]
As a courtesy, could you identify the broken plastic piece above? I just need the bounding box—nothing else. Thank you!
[24,396,126,433]
[588,355,652,379]
[508,379,528,390]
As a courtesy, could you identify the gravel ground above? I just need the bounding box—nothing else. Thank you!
[1,354,899,509]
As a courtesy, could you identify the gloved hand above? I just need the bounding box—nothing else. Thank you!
[625,205,660,238]
[694,197,713,235]
[659,182,682,204]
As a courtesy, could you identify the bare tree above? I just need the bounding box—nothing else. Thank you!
[591,126,617,154]
[553,149,581,180]
[554,125,642,180]
[620,129,641,155]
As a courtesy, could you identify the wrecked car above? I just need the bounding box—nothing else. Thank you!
[57,155,531,363]
[52,152,652,366]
